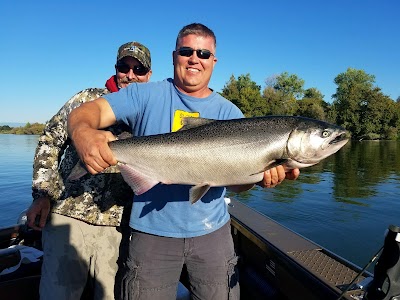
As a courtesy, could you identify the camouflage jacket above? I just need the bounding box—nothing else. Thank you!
[32,88,133,226]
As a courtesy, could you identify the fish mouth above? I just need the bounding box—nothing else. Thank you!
[329,131,349,144]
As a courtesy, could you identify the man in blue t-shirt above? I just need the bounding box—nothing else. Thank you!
[68,23,300,300]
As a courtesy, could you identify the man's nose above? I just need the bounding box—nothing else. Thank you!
[188,52,199,63]
[126,69,136,80]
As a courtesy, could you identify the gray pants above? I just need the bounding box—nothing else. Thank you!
[40,213,123,300]
[119,221,240,300]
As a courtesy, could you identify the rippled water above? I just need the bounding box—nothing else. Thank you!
[1,134,399,268]
[0,134,38,227]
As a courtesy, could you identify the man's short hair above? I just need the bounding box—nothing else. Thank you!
[175,23,216,49]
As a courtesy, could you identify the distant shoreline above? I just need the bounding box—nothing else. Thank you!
[0,123,45,135]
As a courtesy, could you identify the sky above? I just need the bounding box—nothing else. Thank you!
[1,0,399,124]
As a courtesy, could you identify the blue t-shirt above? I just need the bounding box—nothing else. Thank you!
[104,78,244,238]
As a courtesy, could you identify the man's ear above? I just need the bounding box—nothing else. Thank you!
[172,50,176,65]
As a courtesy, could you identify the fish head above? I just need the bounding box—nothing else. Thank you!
[286,119,350,168]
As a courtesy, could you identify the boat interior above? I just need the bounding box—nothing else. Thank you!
[0,198,377,300]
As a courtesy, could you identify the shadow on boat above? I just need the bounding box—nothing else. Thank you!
[0,219,101,299]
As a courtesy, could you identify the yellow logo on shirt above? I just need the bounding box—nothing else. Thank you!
[172,110,200,132]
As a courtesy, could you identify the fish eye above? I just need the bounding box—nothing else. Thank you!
[322,130,330,138]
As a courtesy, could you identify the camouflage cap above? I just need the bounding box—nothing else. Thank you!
[117,42,151,69]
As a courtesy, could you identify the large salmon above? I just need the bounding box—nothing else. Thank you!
[70,116,349,203]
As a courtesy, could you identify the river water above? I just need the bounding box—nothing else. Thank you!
[0,134,399,268]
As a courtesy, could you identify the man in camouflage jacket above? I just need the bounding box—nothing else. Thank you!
[26,41,152,300]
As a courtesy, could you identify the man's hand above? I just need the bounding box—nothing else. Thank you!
[26,197,51,231]
[67,98,118,174]
[228,166,300,193]
[257,166,300,188]
[71,127,117,175]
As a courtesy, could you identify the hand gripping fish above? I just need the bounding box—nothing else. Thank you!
[69,116,350,204]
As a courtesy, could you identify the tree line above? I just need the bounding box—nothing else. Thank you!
[221,67,400,140]
[0,122,45,135]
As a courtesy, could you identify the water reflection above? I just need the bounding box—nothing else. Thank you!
[331,141,399,201]
[0,135,38,227]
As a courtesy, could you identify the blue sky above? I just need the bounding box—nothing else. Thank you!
[1,0,399,124]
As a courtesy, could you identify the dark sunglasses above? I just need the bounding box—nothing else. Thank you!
[176,47,214,59]
[116,63,149,76]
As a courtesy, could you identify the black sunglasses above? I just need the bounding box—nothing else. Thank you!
[116,63,149,76]
[176,47,214,60]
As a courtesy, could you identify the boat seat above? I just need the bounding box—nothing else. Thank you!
[0,247,21,273]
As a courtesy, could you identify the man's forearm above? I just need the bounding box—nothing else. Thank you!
[68,97,117,138]
[68,101,102,139]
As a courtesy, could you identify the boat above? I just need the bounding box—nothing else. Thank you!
[0,198,399,300]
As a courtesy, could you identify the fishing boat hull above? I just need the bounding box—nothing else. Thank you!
[227,198,369,299]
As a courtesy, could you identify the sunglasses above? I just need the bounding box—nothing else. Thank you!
[176,47,214,59]
[116,63,149,76]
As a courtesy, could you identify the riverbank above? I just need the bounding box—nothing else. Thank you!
[0,123,44,135]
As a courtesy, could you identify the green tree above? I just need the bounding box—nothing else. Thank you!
[304,87,324,100]
[263,72,304,115]
[270,72,305,99]
[331,68,376,137]
[221,74,265,117]
[296,87,328,120]
[360,88,398,140]
[0,125,12,132]
[262,87,285,115]
[331,68,399,140]
[8,122,45,135]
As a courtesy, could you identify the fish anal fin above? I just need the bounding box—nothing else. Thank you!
[119,164,159,195]
[189,184,211,204]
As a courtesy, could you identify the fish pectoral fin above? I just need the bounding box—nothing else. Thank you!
[249,159,290,177]
[264,159,289,171]
[67,161,89,181]
[119,164,159,195]
[189,184,211,204]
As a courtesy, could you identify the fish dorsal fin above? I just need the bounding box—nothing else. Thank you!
[118,163,159,195]
[180,117,217,131]
[189,184,211,204]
